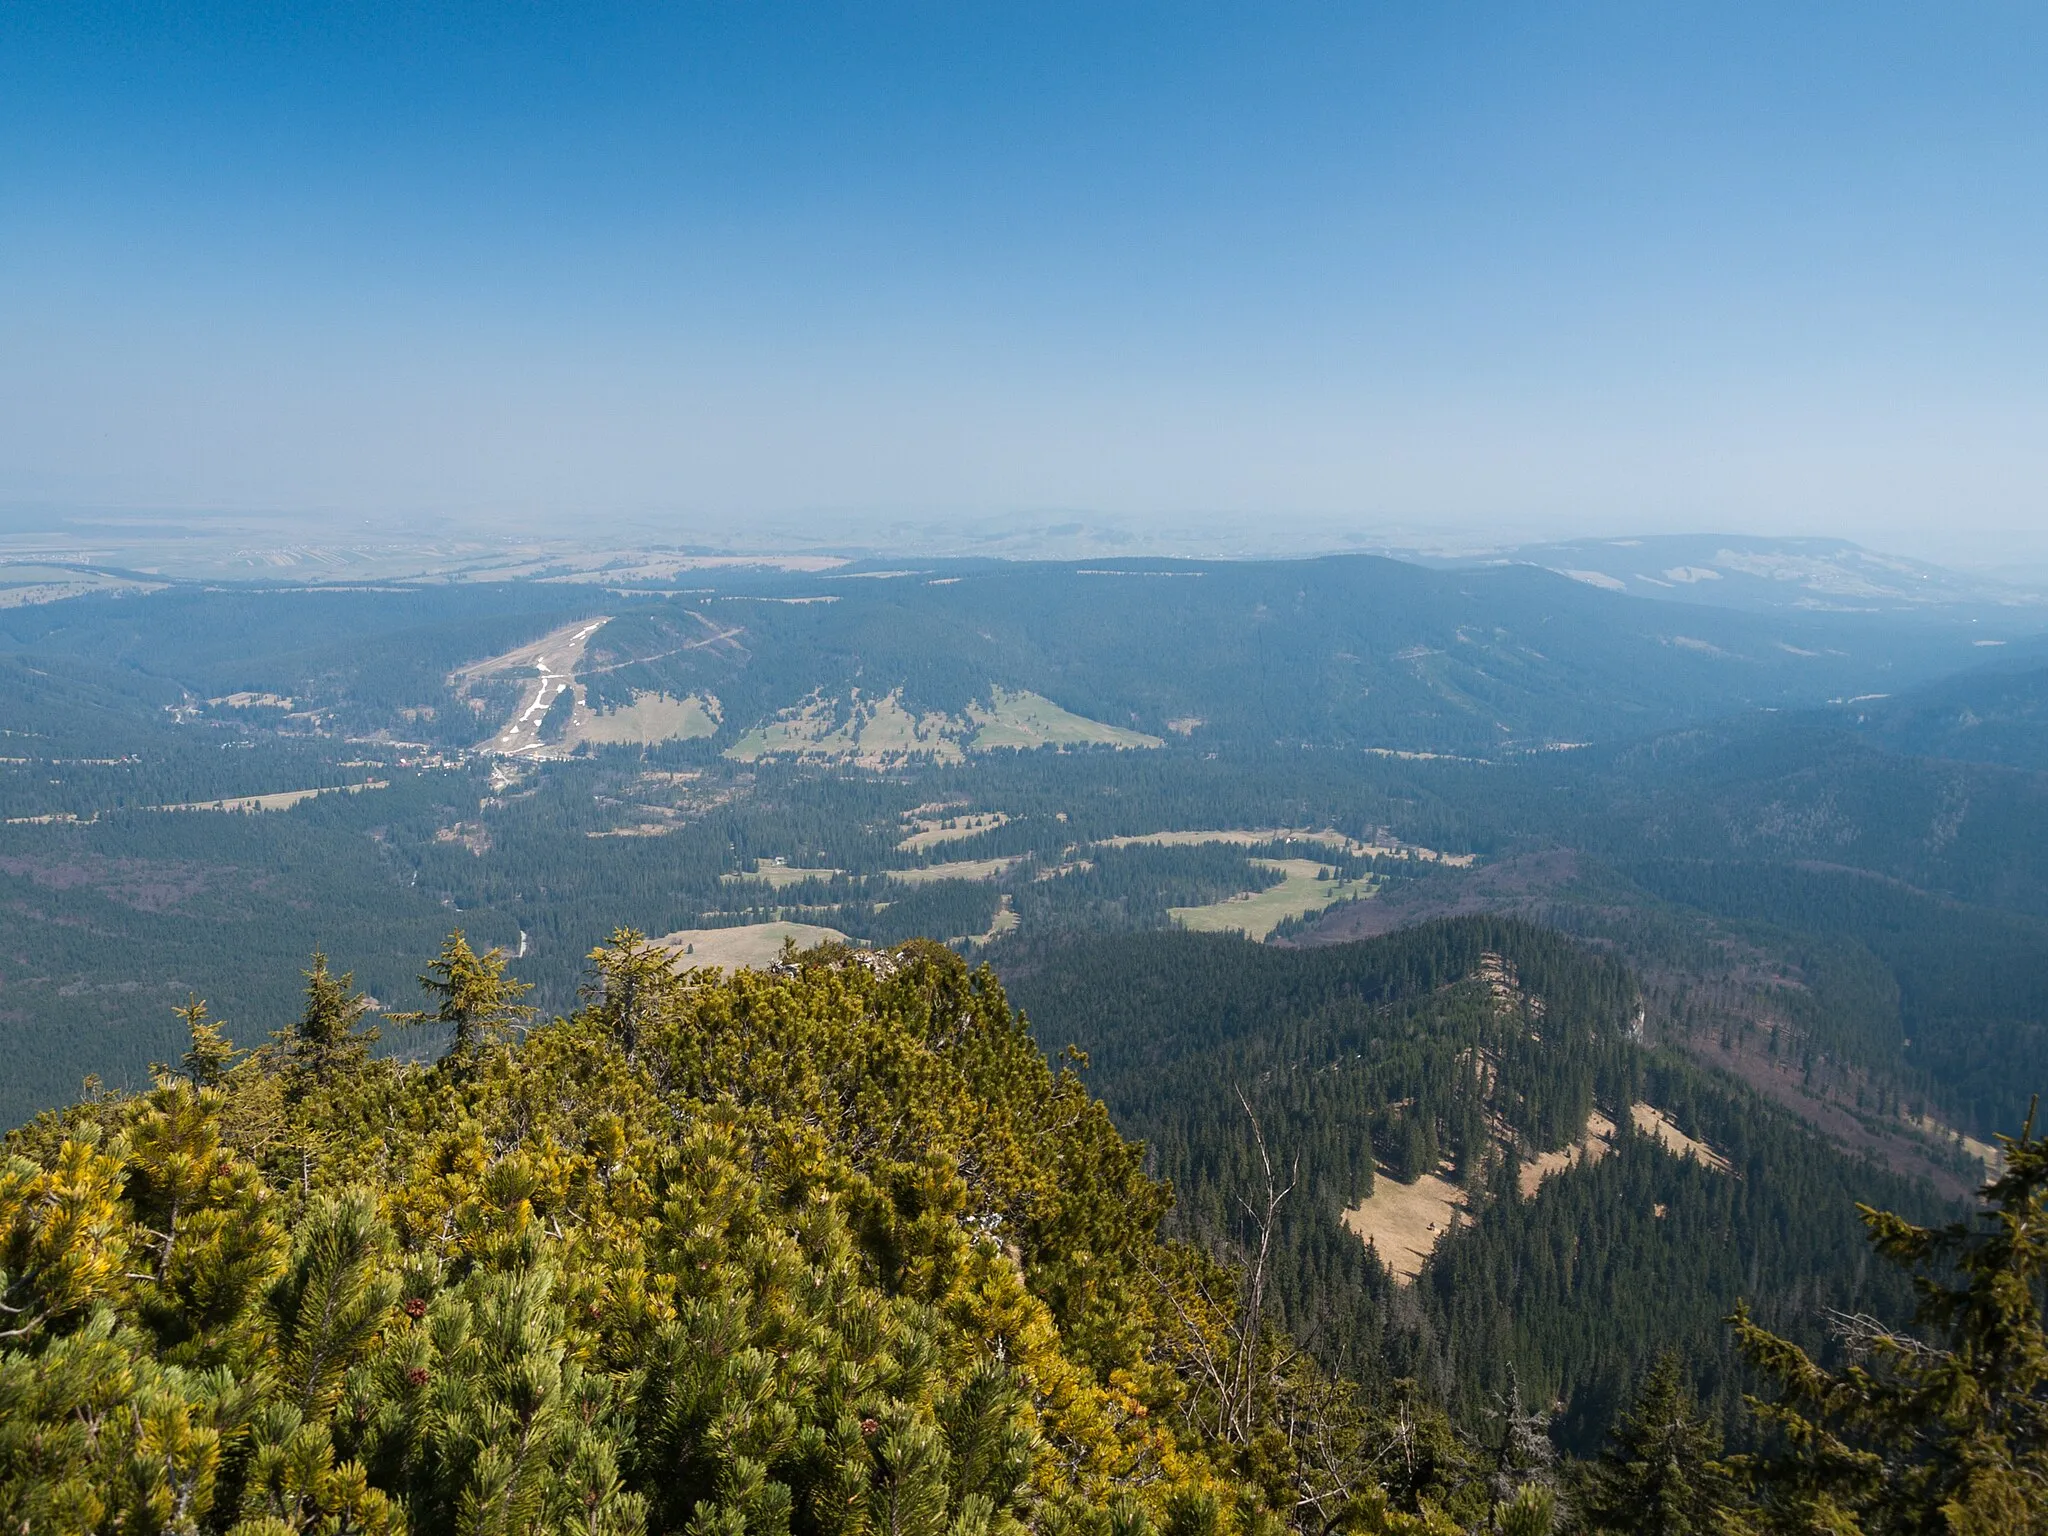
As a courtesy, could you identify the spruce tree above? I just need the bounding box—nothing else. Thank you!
[584,928,686,1062]
[277,952,378,1088]
[940,1360,1034,1523]
[268,1188,399,1417]
[1581,1351,1734,1536]
[390,930,534,1062]
[162,996,238,1088]
[865,1406,953,1536]
[123,1081,287,1366]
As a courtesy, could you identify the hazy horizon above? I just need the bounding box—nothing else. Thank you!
[5,500,2048,586]
[5,4,2047,564]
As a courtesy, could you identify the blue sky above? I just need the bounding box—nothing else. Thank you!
[3,3,2045,555]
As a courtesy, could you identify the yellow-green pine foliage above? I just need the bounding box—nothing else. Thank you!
[0,935,1491,1536]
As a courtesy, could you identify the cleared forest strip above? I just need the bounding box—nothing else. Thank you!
[1094,827,1474,865]
[150,780,389,814]
[886,856,1022,884]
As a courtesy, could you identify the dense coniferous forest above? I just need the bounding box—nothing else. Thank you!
[1001,923,1944,1451]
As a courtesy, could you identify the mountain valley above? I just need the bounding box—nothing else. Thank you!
[2,543,2045,1529]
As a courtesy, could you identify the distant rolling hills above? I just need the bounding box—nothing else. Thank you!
[571,555,2016,759]
[0,554,2026,762]
[2,551,2044,1144]
[1836,653,2048,771]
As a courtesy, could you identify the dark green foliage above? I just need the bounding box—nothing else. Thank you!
[1623,858,2048,1136]
[278,952,379,1087]
[1008,847,1288,939]
[165,996,240,1088]
[537,683,577,743]
[390,930,535,1060]
[4,919,2038,1533]
[1423,1057,1938,1448]
[1848,660,2048,772]
[0,935,1589,1536]
[1578,1352,1736,1535]
[0,746,1442,1126]
[269,1188,401,1414]
[1730,1109,2048,1533]
[1564,720,2048,920]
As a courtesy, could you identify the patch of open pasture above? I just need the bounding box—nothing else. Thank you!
[1094,827,1474,865]
[965,688,1162,751]
[574,690,721,745]
[885,856,1022,885]
[957,893,1019,947]
[1169,858,1373,941]
[726,686,1158,765]
[151,780,390,815]
[1513,1105,1730,1199]
[720,861,845,889]
[1630,1104,1733,1173]
[655,921,850,971]
[728,689,965,767]
[1340,1170,1468,1283]
[1518,1110,1619,1198]
[897,811,1011,851]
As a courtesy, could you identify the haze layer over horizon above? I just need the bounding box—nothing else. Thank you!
[4,3,2046,558]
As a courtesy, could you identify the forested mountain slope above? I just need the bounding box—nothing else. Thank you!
[1274,710,2048,1147]
[0,583,604,751]
[1000,920,1945,1449]
[1575,719,2048,913]
[1842,656,2048,770]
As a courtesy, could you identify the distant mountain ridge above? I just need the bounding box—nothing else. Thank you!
[573,555,2017,758]
[1431,534,2046,615]
[1836,655,2048,770]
